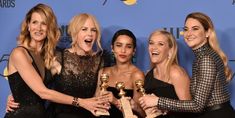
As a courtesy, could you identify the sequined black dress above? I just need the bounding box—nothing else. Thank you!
[5,47,52,118]
[51,50,106,118]
[145,68,191,118]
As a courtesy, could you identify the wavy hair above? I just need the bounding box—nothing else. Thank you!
[68,13,102,53]
[148,29,178,81]
[185,12,232,81]
[17,3,60,69]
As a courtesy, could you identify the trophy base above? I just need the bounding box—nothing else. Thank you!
[145,112,162,118]
[95,110,110,116]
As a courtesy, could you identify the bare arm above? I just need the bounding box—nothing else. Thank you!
[9,48,109,114]
[131,69,145,117]
[170,65,191,100]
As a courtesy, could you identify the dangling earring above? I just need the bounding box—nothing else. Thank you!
[111,51,116,64]
[132,55,136,63]
[28,27,30,32]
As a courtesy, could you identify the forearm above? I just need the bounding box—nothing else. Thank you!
[38,88,73,106]
[158,97,203,113]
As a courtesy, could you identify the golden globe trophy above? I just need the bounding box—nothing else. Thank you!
[116,82,137,118]
[135,79,162,118]
[95,73,110,116]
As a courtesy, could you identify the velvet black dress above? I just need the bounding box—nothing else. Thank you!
[5,47,52,118]
[144,68,192,118]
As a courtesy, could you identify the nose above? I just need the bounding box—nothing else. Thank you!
[88,30,92,36]
[121,47,126,53]
[184,29,192,37]
[36,23,43,31]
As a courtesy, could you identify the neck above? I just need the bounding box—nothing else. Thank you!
[114,62,132,73]
[73,46,92,56]
[154,60,167,77]
[29,41,43,54]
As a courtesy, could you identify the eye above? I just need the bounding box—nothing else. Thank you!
[159,42,164,46]
[149,40,154,45]
[91,28,97,32]
[81,28,87,31]
[192,27,199,31]
[127,45,133,48]
[115,44,122,47]
[31,20,37,24]
[183,27,188,31]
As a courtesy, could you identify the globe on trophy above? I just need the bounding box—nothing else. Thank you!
[135,79,162,118]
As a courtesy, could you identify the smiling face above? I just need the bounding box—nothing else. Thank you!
[112,35,135,64]
[28,12,47,43]
[183,18,209,50]
[76,18,97,54]
[148,33,171,65]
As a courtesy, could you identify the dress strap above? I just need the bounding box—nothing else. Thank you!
[17,46,42,77]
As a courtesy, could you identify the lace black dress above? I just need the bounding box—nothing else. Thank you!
[144,68,191,118]
[5,47,52,118]
[51,50,106,118]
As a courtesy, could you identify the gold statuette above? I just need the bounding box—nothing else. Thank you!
[116,82,137,118]
[95,73,110,116]
[135,79,162,118]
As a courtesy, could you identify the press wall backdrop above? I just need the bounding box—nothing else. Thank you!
[1,0,235,117]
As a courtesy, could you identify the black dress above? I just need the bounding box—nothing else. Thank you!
[157,43,235,118]
[51,50,106,118]
[103,86,134,118]
[144,69,191,118]
[5,47,52,118]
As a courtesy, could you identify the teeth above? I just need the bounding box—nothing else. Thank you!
[35,32,43,36]
[152,50,159,55]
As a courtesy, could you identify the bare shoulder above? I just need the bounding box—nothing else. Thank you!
[169,65,189,82]
[131,66,145,81]
[10,47,30,62]
[8,47,32,74]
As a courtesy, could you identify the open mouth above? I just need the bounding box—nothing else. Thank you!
[84,39,92,44]
[151,50,159,55]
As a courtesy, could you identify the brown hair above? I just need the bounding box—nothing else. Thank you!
[185,12,232,81]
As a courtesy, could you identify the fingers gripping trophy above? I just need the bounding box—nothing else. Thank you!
[116,82,137,118]
[135,79,162,118]
[96,73,110,116]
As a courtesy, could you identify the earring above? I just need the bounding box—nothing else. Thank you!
[28,27,30,31]
[132,55,136,63]
[111,52,116,64]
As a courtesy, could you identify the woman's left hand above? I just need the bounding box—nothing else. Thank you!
[139,94,158,110]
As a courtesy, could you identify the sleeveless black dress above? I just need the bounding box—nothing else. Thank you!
[100,86,133,118]
[144,68,191,118]
[5,47,52,118]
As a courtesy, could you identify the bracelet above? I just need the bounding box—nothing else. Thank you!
[72,97,80,107]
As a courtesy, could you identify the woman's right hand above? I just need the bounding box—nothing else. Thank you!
[6,94,19,112]
[78,96,110,116]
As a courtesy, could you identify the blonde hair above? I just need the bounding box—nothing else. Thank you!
[17,3,60,69]
[68,13,102,53]
[148,29,178,81]
[185,12,232,81]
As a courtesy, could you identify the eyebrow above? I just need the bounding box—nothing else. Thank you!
[184,25,200,28]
